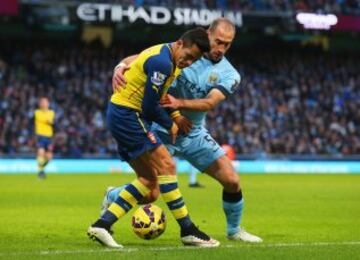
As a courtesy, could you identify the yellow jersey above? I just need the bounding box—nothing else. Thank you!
[34,109,55,137]
[111,43,181,129]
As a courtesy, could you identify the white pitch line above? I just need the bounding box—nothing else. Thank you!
[0,241,359,257]
[226,241,360,248]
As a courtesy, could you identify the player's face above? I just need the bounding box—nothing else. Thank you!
[39,98,49,109]
[174,42,202,69]
[207,26,235,62]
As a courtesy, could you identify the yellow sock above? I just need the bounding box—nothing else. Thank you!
[158,175,190,222]
[107,179,150,219]
[37,156,45,172]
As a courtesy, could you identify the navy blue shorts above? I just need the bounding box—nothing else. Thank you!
[36,135,53,151]
[107,102,162,162]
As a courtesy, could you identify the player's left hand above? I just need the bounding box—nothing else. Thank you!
[168,123,179,144]
[161,94,182,109]
[173,115,192,134]
[112,64,129,92]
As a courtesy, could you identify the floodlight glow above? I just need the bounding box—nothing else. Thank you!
[296,12,338,30]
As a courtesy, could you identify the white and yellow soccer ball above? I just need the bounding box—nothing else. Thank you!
[132,204,166,240]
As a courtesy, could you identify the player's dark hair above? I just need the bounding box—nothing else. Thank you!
[180,27,210,53]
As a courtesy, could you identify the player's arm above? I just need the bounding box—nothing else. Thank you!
[163,87,192,134]
[142,57,178,143]
[162,72,241,112]
[112,54,139,91]
[49,112,56,130]
[46,113,55,126]
[31,114,36,135]
[161,88,226,112]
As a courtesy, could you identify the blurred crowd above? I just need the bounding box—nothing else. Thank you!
[134,0,360,15]
[0,44,120,157]
[208,51,360,156]
[24,0,360,15]
[0,44,359,157]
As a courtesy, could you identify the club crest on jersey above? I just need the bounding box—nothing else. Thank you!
[147,131,157,144]
[208,73,218,84]
[151,71,167,86]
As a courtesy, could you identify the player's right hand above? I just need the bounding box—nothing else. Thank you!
[112,64,129,92]
[168,123,179,144]
[173,115,192,134]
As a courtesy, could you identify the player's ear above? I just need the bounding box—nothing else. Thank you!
[175,39,183,48]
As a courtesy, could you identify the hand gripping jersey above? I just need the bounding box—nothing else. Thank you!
[172,57,240,128]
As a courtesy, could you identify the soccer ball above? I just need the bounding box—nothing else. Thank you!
[132,204,166,240]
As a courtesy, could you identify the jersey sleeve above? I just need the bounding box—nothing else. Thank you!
[142,55,174,130]
[51,111,57,130]
[49,111,55,125]
[31,112,36,134]
[211,70,241,98]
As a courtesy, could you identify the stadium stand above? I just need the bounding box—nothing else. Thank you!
[1,43,359,157]
[22,0,360,15]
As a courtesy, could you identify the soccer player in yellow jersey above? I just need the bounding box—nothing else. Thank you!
[87,28,217,248]
[34,97,55,179]
[111,18,262,245]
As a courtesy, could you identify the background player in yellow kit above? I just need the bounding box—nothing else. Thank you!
[34,97,55,179]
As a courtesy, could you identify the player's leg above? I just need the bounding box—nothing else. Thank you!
[188,164,203,188]
[183,130,262,242]
[44,143,53,168]
[154,130,220,247]
[204,156,244,236]
[100,186,126,216]
[88,149,159,248]
[204,156,262,242]
[104,130,192,226]
[100,140,176,213]
[36,146,46,179]
[104,142,219,247]
[36,136,53,178]
[88,103,161,248]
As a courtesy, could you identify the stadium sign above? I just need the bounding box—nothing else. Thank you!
[296,12,338,30]
[77,3,243,27]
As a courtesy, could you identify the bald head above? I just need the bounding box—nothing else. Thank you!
[209,18,236,34]
[206,18,236,62]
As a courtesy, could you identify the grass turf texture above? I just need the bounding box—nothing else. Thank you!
[0,174,359,260]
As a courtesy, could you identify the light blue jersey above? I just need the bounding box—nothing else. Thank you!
[170,57,240,130]
[152,56,240,171]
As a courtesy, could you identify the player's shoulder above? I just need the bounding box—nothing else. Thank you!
[217,57,240,81]
[34,109,41,116]
[143,43,172,74]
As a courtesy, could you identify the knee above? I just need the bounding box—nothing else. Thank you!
[159,157,176,175]
[222,172,240,192]
[140,176,159,199]
[37,149,45,157]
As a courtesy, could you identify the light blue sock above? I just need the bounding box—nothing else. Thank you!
[107,185,126,203]
[223,198,244,236]
[189,165,198,185]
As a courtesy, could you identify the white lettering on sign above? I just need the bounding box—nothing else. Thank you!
[77,4,243,27]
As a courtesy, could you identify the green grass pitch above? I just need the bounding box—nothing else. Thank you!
[0,173,359,259]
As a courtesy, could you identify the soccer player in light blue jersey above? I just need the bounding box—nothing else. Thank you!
[110,18,262,243]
